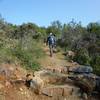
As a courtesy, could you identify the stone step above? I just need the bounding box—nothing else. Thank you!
[42,85,79,97]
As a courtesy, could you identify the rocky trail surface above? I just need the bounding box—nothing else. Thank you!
[0,45,99,100]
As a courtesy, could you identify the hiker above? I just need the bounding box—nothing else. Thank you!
[46,33,56,57]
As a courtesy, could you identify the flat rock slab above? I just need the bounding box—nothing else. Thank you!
[34,70,68,84]
[42,85,75,97]
[44,66,68,74]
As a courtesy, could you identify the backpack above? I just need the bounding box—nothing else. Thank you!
[48,36,55,44]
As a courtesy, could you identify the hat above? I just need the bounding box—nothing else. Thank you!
[50,33,53,35]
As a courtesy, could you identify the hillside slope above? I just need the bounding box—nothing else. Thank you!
[0,44,98,100]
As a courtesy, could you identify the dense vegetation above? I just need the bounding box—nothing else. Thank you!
[0,15,100,75]
[0,15,45,71]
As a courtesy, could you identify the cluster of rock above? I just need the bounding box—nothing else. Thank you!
[68,66,100,99]
[0,63,99,100]
[25,65,100,100]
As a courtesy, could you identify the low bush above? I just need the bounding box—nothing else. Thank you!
[73,48,91,65]
[91,56,100,75]
[0,37,45,71]
[12,41,45,71]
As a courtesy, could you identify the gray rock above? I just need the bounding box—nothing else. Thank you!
[42,85,74,97]
[69,65,93,74]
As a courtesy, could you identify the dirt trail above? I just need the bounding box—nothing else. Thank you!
[40,45,75,69]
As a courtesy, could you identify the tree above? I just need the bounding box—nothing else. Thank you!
[60,20,87,50]
[46,20,62,37]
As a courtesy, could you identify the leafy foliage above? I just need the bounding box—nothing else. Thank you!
[12,46,41,71]
[91,56,100,75]
[74,48,91,65]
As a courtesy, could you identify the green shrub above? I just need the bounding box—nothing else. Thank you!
[12,47,40,71]
[91,56,100,75]
[12,41,45,71]
[74,48,91,65]
[0,47,17,64]
[0,38,45,71]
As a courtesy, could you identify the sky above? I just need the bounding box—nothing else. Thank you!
[0,0,100,27]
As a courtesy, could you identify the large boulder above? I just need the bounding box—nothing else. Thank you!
[68,73,100,99]
[66,51,76,62]
[69,65,93,74]
[25,73,45,94]
[34,70,68,84]
[25,70,70,95]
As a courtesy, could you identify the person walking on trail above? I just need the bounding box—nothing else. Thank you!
[46,33,56,57]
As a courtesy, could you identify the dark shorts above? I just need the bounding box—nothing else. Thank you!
[49,44,55,49]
